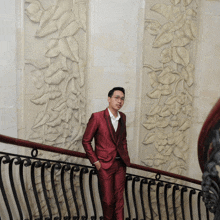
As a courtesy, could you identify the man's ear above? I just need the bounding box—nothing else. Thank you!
[108,97,110,103]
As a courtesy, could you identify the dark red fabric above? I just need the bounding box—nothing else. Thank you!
[82,108,130,219]
[82,108,130,169]
[110,117,121,158]
[98,159,126,220]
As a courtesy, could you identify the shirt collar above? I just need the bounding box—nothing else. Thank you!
[108,108,121,120]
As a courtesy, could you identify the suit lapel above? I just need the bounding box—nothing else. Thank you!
[104,108,117,144]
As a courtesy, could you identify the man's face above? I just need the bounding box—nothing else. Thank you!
[108,90,125,111]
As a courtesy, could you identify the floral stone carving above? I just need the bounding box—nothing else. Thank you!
[25,0,87,217]
[141,0,198,218]
[25,0,87,156]
[142,0,198,176]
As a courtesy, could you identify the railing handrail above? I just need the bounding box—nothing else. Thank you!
[0,134,201,185]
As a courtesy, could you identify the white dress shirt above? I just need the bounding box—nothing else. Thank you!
[108,108,121,131]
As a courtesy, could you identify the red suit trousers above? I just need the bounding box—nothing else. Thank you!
[98,159,126,220]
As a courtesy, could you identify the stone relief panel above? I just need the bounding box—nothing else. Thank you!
[141,0,199,218]
[24,0,87,216]
[24,0,87,158]
[141,0,198,177]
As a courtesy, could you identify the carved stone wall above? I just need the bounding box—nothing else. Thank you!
[2,0,220,218]
[24,0,87,161]
[23,0,88,217]
[140,0,198,177]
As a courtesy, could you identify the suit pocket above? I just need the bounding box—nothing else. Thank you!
[96,149,108,160]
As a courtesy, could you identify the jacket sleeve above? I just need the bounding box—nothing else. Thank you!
[82,114,98,165]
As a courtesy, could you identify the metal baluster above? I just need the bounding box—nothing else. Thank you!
[31,160,43,220]
[89,169,97,220]
[156,181,164,220]
[180,187,187,220]
[18,159,32,220]
[172,185,179,220]
[189,189,196,220]
[164,183,171,220]
[148,180,156,220]
[0,155,13,220]
[206,207,210,220]
[132,176,140,220]
[125,175,132,220]
[41,161,52,220]
[51,163,62,220]
[97,175,104,220]
[79,167,89,220]
[61,164,71,220]
[140,178,148,220]
[197,191,202,220]
[7,157,24,219]
[70,165,80,220]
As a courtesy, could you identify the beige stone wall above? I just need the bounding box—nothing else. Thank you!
[0,1,24,218]
[140,0,199,180]
[189,0,220,180]
[23,0,87,164]
[1,0,220,219]
[0,0,19,154]
[1,0,220,189]
[86,0,145,166]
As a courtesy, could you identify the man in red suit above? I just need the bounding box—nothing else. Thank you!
[82,87,130,220]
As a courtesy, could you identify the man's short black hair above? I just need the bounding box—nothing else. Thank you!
[108,87,125,97]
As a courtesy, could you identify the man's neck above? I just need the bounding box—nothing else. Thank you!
[108,107,118,118]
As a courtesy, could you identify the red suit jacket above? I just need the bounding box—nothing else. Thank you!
[82,108,130,169]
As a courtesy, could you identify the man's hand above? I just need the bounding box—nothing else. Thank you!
[95,161,101,170]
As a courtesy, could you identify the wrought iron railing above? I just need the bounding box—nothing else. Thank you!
[0,134,211,220]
